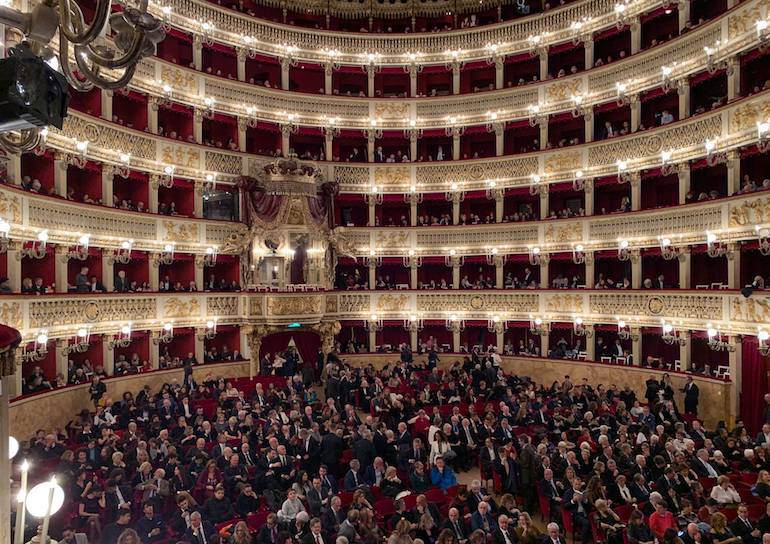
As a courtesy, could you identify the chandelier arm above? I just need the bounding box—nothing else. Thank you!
[74,47,137,89]
[80,31,144,69]
[58,0,112,46]
[58,36,97,91]
[0,129,41,155]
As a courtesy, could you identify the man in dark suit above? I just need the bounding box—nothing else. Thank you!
[114,270,129,292]
[442,508,468,541]
[682,375,700,415]
[297,429,321,475]
[398,438,428,471]
[492,514,519,544]
[321,496,346,534]
[320,429,345,474]
[628,473,652,503]
[655,467,679,497]
[101,508,133,543]
[302,518,331,544]
[343,459,364,490]
[258,513,280,544]
[562,481,591,544]
[729,504,762,544]
[318,465,338,496]
[184,512,216,544]
[307,477,328,517]
[539,469,563,519]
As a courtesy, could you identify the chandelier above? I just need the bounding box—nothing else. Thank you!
[67,233,90,261]
[757,226,770,256]
[107,323,133,349]
[529,316,548,336]
[21,331,49,363]
[445,314,465,332]
[661,320,686,346]
[617,319,637,341]
[153,322,174,344]
[0,219,10,253]
[63,327,92,355]
[758,329,770,357]
[20,230,48,259]
[197,319,218,340]
[110,240,133,264]
[573,317,592,337]
[404,314,424,332]
[706,324,734,352]
[366,314,383,332]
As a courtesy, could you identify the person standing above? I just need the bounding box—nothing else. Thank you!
[682,375,699,415]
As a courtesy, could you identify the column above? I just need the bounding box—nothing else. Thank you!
[324,131,334,161]
[6,154,21,185]
[539,122,548,150]
[678,163,691,204]
[540,257,549,289]
[495,330,505,352]
[195,329,205,366]
[408,65,418,97]
[368,328,377,352]
[149,334,160,369]
[193,36,203,71]
[149,253,160,291]
[102,165,114,208]
[539,331,549,357]
[494,191,504,223]
[451,195,460,225]
[451,262,460,289]
[410,329,418,352]
[631,327,642,365]
[409,196,418,226]
[149,176,160,213]
[55,338,68,378]
[584,108,594,143]
[679,80,691,119]
[494,124,504,156]
[195,255,205,290]
[368,201,376,226]
[102,337,115,376]
[368,262,376,290]
[366,65,376,97]
[630,95,641,132]
[630,18,641,55]
[237,48,247,82]
[584,252,595,289]
[584,179,594,216]
[538,50,548,81]
[280,58,291,90]
[679,331,692,371]
[238,118,248,153]
[6,242,21,292]
[452,133,461,160]
[494,255,504,288]
[451,62,460,95]
[102,249,114,292]
[324,63,333,95]
[193,108,203,144]
[678,247,691,289]
[281,124,292,157]
[409,264,418,289]
[584,38,594,70]
[631,250,642,289]
[586,327,596,361]
[678,0,691,32]
[409,132,418,162]
[728,336,741,424]
[539,189,549,220]
[452,327,461,352]
[727,151,740,196]
[101,89,113,122]
[630,174,641,212]
[367,131,376,163]
[240,328,251,361]
[727,243,741,289]
[53,153,68,198]
[148,97,160,134]
[494,58,504,89]
[55,246,68,293]
[194,181,205,218]
[727,58,740,101]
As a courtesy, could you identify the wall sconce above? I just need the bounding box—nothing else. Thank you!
[67,234,90,261]
[757,226,770,256]
[706,323,734,352]
[529,315,549,335]
[404,118,423,142]
[404,184,423,204]
[704,42,733,75]
[366,313,383,332]
[159,165,175,188]
[66,140,89,169]
[156,82,174,108]
[198,319,218,340]
[661,320,685,345]
[199,21,215,45]
[617,319,637,341]
[365,184,383,205]
[527,34,548,58]
[201,97,216,119]
[660,150,681,176]
[444,116,465,138]
[404,314,424,332]
[757,120,770,153]
[529,174,544,195]
[758,329,770,356]
[617,160,632,184]
[758,19,770,53]
[366,118,383,141]
[204,246,218,267]
[614,1,629,29]
[0,219,10,253]
[403,249,422,269]
[445,313,465,331]
[22,331,49,363]
[528,245,542,266]
[486,247,501,266]
[616,82,630,106]
[156,243,175,266]
[445,49,464,71]
[154,322,174,344]
[445,181,465,203]
[572,244,586,264]
[570,18,592,45]
[658,236,680,260]
[487,314,504,333]
[528,104,546,127]
[404,51,423,74]
[573,317,592,337]
[572,170,585,191]
[617,239,631,261]
[110,240,133,265]
[21,230,48,260]
[445,249,464,267]
[63,327,92,355]
[364,249,382,267]
[705,139,728,166]
[706,232,728,258]
[571,94,588,118]
[108,323,133,350]
[485,179,501,200]
[241,35,258,58]
[244,105,259,129]
[323,116,341,138]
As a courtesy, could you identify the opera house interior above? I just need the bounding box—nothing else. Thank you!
[1,0,770,542]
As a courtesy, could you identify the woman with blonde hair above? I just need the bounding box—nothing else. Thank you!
[227,520,253,544]
[436,528,458,544]
[388,518,414,544]
[594,499,625,544]
[710,475,741,505]
[416,512,438,544]
[710,512,741,544]
[116,528,141,544]
[515,512,542,544]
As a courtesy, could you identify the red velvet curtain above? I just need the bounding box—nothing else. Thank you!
[741,337,769,433]
[259,331,319,366]
[237,178,286,225]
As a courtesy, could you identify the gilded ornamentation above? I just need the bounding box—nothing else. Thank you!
[544,151,581,175]
[268,296,323,316]
[374,103,410,120]
[728,197,770,227]
[338,294,369,313]
[164,297,201,318]
[0,302,22,330]
[0,192,22,223]
[730,296,770,323]
[375,231,409,248]
[416,293,539,314]
[545,79,583,103]
[469,296,484,310]
[250,296,263,316]
[161,144,201,169]
[727,0,770,38]
[374,167,410,187]
[164,221,200,243]
[589,294,722,321]
[375,294,409,312]
[207,296,240,316]
[83,302,100,322]
[544,223,582,243]
[159,65,198,93]
[730,99,770,132]
[325,295,338,314]
[647,296,665,316]
[545,294,583,313]
[28,298,156,328]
